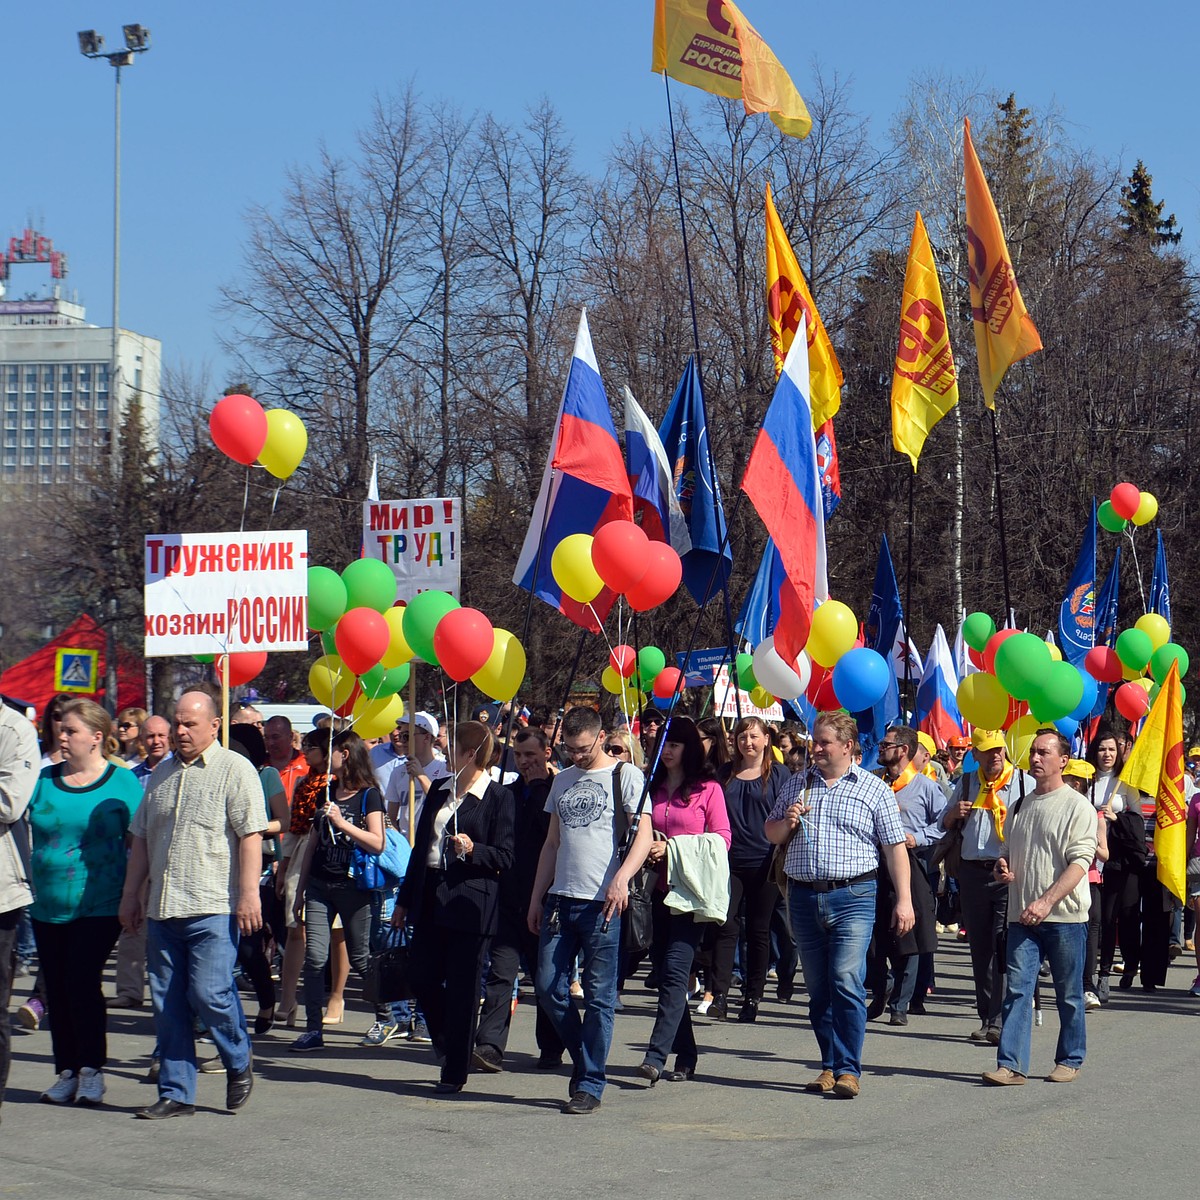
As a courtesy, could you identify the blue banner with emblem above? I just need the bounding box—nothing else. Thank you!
[1058,500,1096,667]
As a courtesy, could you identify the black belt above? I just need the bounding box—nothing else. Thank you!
[962,858,998,869]
[790,870,877,893]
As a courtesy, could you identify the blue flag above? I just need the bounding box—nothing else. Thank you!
[1058,500,1096,666]
[1090,547,1122,717]
[862,534,903,746]
[735,537,785,645]
[1150,530,1171,624]
[659,357,731,606]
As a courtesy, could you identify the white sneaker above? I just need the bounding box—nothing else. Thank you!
[695,997,713,1015]
[1083,991,1101,1012]
[40,1070,78,1104]
[75,1067,106,1105]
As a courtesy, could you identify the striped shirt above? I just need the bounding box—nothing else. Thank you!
[769,765,905,882]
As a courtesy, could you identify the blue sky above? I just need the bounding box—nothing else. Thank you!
[4,1,1197,385]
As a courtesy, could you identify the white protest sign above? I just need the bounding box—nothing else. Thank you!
[144,530,309,656]
[712,664,784,722]
[361,497,461,601]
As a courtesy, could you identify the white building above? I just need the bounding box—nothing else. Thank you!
[0,290,161,490]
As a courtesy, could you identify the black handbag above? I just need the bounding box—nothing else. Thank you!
[363,929,413,1005]
[613,764,655,953]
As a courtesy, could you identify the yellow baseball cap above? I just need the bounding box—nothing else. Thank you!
[916,731,937,757]
[971,728,1005,753]
[1064,759,1095,781]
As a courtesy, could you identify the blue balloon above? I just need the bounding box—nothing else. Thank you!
[961,750,977,774]
[1054,716,1079,739]
[831,648,890,714]
[1068,672,1099,722]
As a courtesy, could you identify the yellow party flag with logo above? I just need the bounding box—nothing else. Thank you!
[764,183,841,427]
[1120,661,1188,903]
[652,0,811,139]
[891,211,959,471]
[963,118,1042,409]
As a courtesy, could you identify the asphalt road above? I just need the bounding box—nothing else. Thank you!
[3,935,1197,1200]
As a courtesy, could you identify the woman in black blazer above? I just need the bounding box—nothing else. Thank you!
[395,721,514,1093]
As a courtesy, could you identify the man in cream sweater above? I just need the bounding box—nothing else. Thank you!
[983,729,1098,1086]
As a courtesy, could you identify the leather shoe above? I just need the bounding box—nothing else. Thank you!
[563,1090,601,1115]
[434,1080,464,1094]
[535,1053,563,1070]
[662,1066,695,1082]
[226,1055,253,1110]
[106,995,144,1009]
[137,1098,196,1120]
[472,1045,503,1073]
[805,1069,835,1094]
[1045,1063,1080,1083]
[832,1074,860,1098]
[889,1012,908,1026]
[637,1062,662,1087]
[981,1067,1026,1086]
[908,1000,927,1015]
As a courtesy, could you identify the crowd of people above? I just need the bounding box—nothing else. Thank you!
[1,688,1197,1121]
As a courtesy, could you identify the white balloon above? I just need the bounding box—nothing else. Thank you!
[752,638,811,700]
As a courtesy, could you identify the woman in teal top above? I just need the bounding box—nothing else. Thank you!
[28,698,142,1107]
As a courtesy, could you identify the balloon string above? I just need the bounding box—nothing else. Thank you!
[239,467,250,534]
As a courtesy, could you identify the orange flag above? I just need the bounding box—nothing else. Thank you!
[963,118,1042,409]
[764,183,842,427]
[652,0,812,139]
[891,211,959,470]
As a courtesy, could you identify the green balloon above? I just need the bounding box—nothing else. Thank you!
[320,628,338,656]
[307,566,347,632]
[1097,501,1128,534]
[735,651,757,692]
[194,653,214,665]
[359,662,411,699]
[994,632,1052,701]
[1149,642,1190,683]
[963,611,996,652]
[340,558,398,614]
[402,589,459,666]
[637,646,666,683]
[1115,628,1153,672]
[1029,661,1085,722]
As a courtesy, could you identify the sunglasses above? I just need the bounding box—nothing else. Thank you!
[605,744,629,755]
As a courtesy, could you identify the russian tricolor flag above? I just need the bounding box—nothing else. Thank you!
[513,309,633,628]
[740,319,828,664]
[623,386,691,554]
[914,624,964,748]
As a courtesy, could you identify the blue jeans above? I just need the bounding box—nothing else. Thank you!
[997,921,1087,1076]
[645,900,702,1072]
[788,880,876,1078]
[147,916,251,1104]
[535,897,620,1100]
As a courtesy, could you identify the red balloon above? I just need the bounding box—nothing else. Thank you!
[1084,645,1123,684]
[652,666,683,701]
[334,607,389,675]
[432,607,495,682]
[967,645,986,670]
[216,651,267,687]
[624,543,683,612]
[1114,681,1150,722]
[209,394,268,466]
[610,644,636,678]
[807,665,838,710]
[333,684,361,718]
[1003,695,1029,730]
[1110,482,1141,521]
[983,628,1020,675]
[590,522,650,593]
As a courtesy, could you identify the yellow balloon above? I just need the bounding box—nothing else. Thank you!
[1004,713,1043,771]
[550,534,603,603]
[807,600,858,668]
[1046,642,1062,662]
[1132,676,1154,695]
[750,686,775,708]
[258,409,308,481]
[1134,612,1170,652]
[352,692,404,738]
[601,665,624,695]
[1121,662,1144,682]
[380,606,414,668]
[1131,491,1158,527]
[309,654,356,709]
[471,628,527,702]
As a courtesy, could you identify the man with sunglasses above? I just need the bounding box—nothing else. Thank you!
[382,713,449,834]
[528,706,653,1114]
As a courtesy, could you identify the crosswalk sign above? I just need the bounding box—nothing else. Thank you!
[55,648,99,693]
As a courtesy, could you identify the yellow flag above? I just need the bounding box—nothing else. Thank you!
[1119,661,1188,902]
[652,0,811,139]
[891,211,959,471]
[963,118,1042,409]
[764,183,842,428]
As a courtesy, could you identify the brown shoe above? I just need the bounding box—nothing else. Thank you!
[805,1069,836,1094]
[832,1074,860,1098]
[1045,1064,1080,1083]
[981,1067,1027,1086]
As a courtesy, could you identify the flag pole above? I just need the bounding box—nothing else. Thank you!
[988,408,1014,624]
[549,626,590,749]
[904,470,915,717]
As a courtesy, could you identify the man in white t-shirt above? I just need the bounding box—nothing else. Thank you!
[527,707,652,1115]
[383,712,450,837]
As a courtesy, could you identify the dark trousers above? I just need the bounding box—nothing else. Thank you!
[957,861,1008,1027]
[476,916,563,1061]
[644,895,702,1072]
[1084,882,1102,991]
[32,915,121,1074]
[1138,863,1171,987]
[0,907,18,1106]
[409,922,489,1087]
[302,880,388,1029]
[711,862,777,1002]
[1099,864,1140,976]
[237,929,276,1010]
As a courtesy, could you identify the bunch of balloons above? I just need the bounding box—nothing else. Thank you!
[1084,612,1188,722]
[1098,481,1157,533]
[209,393,309,482]
[601,644,671,708]
[306,562,527,736]
[550,521,683,613]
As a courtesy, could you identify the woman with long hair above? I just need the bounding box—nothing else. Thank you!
[115,707,149,764]
[290,731,392,1051]
[395,722,514,1093]
[695,718,731,776]
[28,699,143,1105]
[709,716,791,1021]
[38,694,72,767]
[605,729,644,770]
[638,717,730,1084]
